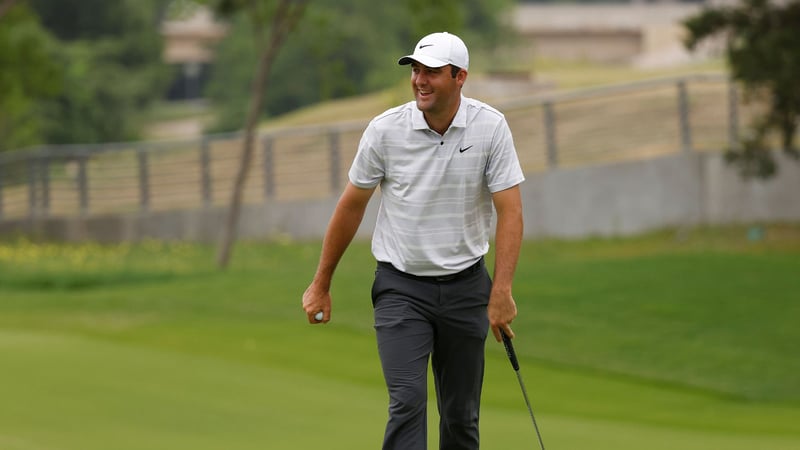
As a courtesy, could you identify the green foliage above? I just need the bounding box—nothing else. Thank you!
[405,0,462,39]
[406,0,513,51]
[0,4,61,152]
[27,0,171,144]
[684,0,800,178]
[201,15,253,132]
[205,0,515,132]
[31,0,168,41]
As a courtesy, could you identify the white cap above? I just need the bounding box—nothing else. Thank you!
[398,32,469,70]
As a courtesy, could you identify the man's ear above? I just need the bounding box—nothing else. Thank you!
[457,69,468,86]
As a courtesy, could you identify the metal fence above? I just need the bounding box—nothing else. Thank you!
[0,73,753,222]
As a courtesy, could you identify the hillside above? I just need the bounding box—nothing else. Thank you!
[146,57,727,140]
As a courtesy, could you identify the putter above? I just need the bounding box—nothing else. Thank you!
[500,329,546,450]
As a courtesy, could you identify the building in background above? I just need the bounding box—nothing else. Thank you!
[161,6,226,100]
[512,2,720,68]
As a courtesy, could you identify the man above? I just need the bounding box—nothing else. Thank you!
[302,32,524,450]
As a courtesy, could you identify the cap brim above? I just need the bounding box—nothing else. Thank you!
[397,55,449,68]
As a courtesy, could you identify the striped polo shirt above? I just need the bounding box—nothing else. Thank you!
[349,96,525,276]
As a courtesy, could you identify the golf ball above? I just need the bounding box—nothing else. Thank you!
[314,311,324,321]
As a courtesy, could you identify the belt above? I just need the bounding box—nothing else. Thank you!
[377,257,484,283]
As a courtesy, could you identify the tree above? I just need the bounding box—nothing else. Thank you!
[684,0,800,178]
[206,0,409,131]
[211,0,308,269]
[0,2,60,152]
[28,0,171,144]
[206,0,516,132]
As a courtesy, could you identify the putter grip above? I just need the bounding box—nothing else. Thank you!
[500,330,520,371]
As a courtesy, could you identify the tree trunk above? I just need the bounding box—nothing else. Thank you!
[216,0,307,269]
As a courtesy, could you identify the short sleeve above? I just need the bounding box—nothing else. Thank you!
[348,122,385,188]
[485,118,525,193]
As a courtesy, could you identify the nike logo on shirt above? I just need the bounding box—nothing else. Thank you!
[459,145,473,153]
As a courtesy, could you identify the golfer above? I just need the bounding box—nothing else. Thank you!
[302,31,525,450]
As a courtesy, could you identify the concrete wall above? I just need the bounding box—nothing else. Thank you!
[2,152,798,242]
[522,152,705,238]
[520,151,799,239]
[703,153,800,224]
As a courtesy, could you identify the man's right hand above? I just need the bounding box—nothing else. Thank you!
[301,183,375,326]
[302,283,332,324]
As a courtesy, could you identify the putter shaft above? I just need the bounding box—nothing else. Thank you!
[513,367,546,450]
[501,331,546,450]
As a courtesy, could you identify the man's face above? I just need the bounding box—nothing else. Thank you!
[410,62,465,117]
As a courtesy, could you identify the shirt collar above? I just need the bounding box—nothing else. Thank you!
[412,95,468,132]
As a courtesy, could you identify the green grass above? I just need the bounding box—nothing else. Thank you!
[1,225,799,449]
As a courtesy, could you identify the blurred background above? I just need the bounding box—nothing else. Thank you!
[0,0,800,241]
[0,1,798,449]
[0,0,725,145]
[1,0,797,241]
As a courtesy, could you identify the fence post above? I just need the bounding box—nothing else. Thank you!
[40,153,50,217]
[263,135,274,200]
[27,158,37,219]
[137,146,150,213]
[543,101,558,168]
[0,162,4,221]
[329,130,341,194]
[677,80,693,153]
[728,79,739,150]
[200,136,212,208]
[78,153,89,217]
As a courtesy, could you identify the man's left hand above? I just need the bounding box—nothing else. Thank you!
[488,288,517,342]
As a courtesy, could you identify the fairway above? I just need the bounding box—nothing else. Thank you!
[1,226,799,449]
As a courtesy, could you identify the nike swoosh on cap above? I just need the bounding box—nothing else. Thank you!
[419,44,434,49]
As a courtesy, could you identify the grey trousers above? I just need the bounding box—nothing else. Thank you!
[371,259,492,450]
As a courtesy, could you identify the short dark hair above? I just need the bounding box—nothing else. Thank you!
[450,65,462,78]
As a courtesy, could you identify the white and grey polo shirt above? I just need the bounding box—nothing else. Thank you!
[349,96,525,276]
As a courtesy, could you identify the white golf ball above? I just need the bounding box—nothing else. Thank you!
[314,311,324,321]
